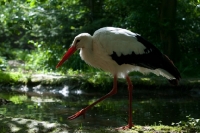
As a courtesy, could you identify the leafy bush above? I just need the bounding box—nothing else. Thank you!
[0,0,199,77]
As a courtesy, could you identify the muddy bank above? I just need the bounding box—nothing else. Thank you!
[0,73,200,99]
[1,73,200,87]
[0,116,186,133]
[0,116,71,133]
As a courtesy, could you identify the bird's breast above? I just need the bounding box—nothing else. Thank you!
[80,44,119,75]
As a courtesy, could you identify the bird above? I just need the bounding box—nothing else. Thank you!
[56,27,181,129]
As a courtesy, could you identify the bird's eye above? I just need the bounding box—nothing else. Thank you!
[76,40,80,43]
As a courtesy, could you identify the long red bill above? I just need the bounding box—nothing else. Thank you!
[56,46,76,68]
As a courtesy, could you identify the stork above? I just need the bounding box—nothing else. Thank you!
[56,27,181,129]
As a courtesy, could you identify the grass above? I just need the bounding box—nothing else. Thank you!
[0,71,29,84]
[0,69,200,90]
[0,120,195,133]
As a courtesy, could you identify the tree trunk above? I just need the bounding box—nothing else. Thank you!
[159,0,180,62]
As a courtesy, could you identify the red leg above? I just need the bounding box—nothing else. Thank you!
[68,75,118,120]
[117,76,134,130]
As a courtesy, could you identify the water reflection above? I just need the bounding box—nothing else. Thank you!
[16,85,83,98]
[58,85,69,97]
[0,85,200,129]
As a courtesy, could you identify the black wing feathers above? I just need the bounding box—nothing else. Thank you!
[110,34,163,69]
[110,34,181,85]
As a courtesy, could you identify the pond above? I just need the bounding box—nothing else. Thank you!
[0,84,200,129]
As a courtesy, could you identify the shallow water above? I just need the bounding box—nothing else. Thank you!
[0,85,200,129]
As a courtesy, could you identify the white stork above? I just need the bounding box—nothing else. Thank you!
[56,27,181,129]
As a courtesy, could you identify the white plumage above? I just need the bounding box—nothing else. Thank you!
[56,27,181,129]
[94,27,146,55]
[67,27,177,79]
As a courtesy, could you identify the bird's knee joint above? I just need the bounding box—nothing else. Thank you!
[109,89,117,96]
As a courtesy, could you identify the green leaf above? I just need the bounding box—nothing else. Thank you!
[30,0,36,7]
[1,1,5,5]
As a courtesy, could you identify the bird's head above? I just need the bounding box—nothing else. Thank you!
[56,33,92,68]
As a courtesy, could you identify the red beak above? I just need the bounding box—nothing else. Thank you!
[56,46,77,68]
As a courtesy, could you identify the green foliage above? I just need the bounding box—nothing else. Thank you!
[87,71,112,90]
[172,115,200,132]
[0,57,7,71]
[0,71,28,84]
[0,0,199,77]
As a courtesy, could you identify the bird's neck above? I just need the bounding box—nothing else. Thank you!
[79,40,94,64]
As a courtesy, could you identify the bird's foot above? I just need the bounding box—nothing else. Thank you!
[115,123,134,130]
[68,109,86,120]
